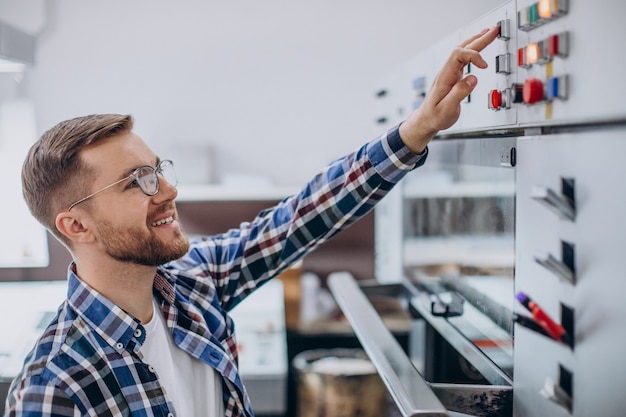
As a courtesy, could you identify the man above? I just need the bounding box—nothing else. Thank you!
[5,27,499,417]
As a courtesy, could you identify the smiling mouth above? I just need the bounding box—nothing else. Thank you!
[152,216,174,227]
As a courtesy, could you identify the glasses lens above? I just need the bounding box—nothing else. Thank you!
[136,166,159,195]
[159,160,178,188]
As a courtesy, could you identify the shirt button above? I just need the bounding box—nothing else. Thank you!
[148,365,156,373]
[134,329,142,337]
[167,413,174,417]
[116,342,124,350]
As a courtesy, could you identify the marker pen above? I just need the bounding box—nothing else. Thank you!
[516,291,570,345]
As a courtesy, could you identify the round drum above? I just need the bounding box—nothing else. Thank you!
[293,348,388,417]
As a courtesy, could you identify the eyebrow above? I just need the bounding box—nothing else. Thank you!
[120,157,161,179]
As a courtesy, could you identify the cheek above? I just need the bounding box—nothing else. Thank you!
[97,198,150,225]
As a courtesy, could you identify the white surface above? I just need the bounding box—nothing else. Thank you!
[229,279,287,377]
[0,100,49,268]
[230,279,288,414]
[5,0,505,186]
[0,281,66,377]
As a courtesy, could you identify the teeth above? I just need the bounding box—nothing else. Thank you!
[152,216,173,227]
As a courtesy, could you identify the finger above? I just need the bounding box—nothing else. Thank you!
[459,48,488,69]
[447,47,489,69]
[439,75,478,108]
[459,28,490,48]
[464,26,500,52]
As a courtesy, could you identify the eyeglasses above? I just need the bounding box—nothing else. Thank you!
[67,159,177,211]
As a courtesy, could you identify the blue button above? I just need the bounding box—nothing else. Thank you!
[546,77,559,100]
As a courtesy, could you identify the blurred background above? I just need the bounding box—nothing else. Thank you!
[0,0,503,185]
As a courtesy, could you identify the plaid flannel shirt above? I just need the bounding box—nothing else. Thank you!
[4,125,427,417]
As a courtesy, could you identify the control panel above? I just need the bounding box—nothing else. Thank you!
[375,0,626,134]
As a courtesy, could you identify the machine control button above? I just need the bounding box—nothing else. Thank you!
[529,3,539,26]
[537,40,550,64]
[496,53,512,74]
[497,19,511,40]
[547,32,569,58]
[526,43,541,65]
[546,77,559,101]
[547,34,560,56]
[523,78,544,104]
[511,83,524,103]
[488,88,512,110]
[546,75,568,100]
[518,47,531,68]
[489,89,503,110]
[518,8,531,30]
[538,0,553,19]
[553,0,569,16]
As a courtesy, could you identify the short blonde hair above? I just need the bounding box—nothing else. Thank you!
[22,114,134,245]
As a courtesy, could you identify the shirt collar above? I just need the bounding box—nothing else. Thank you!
[66,263,144,354]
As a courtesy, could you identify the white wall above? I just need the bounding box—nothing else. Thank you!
[2,0,504,186]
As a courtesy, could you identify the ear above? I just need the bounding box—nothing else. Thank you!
[55,211,95,244]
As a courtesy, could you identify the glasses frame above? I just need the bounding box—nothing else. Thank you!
[67,159,176,211]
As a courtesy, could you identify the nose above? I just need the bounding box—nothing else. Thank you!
[152,174,178,203]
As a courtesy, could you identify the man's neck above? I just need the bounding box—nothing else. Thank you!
[74,257,157,324]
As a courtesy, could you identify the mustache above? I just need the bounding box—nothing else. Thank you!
[150,203,178,220]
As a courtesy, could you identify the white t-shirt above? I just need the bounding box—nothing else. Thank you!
[141,299,224,416]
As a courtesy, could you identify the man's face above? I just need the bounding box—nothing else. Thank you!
[79,131,190,266]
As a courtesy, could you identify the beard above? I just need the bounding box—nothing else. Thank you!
[97,219,190,266]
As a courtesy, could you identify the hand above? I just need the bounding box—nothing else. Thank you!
[399,26,500,153]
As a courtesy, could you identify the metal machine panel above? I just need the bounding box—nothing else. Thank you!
[373,0,626,134]
[515,128,626,416]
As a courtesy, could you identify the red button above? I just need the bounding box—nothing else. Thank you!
[547,34,559,56]
[490,89,502,109]
[523,78,544,104]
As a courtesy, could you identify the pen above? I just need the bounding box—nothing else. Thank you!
[516,291,571,346]
[513,312,551,338]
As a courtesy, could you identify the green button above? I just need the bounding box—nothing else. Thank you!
[530,3,538,23]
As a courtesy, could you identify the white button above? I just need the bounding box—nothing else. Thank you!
[134,329,142,337]
[148,365,156,373]
[116,342,124,350]
[167,414,174,417]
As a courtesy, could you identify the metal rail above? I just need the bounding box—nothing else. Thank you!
[328,272,449,417]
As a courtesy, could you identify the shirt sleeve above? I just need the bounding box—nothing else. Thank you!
[171,124,427,310]
[5,377,79,417]
[366,122,428,183]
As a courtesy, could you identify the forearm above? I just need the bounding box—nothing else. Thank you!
[199,125,427,309]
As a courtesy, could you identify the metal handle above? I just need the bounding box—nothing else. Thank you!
[530,179,576,221]
[534,240,576,284]
[540,377,573,413]
[534,251,575,284]
[328,272,449,417]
